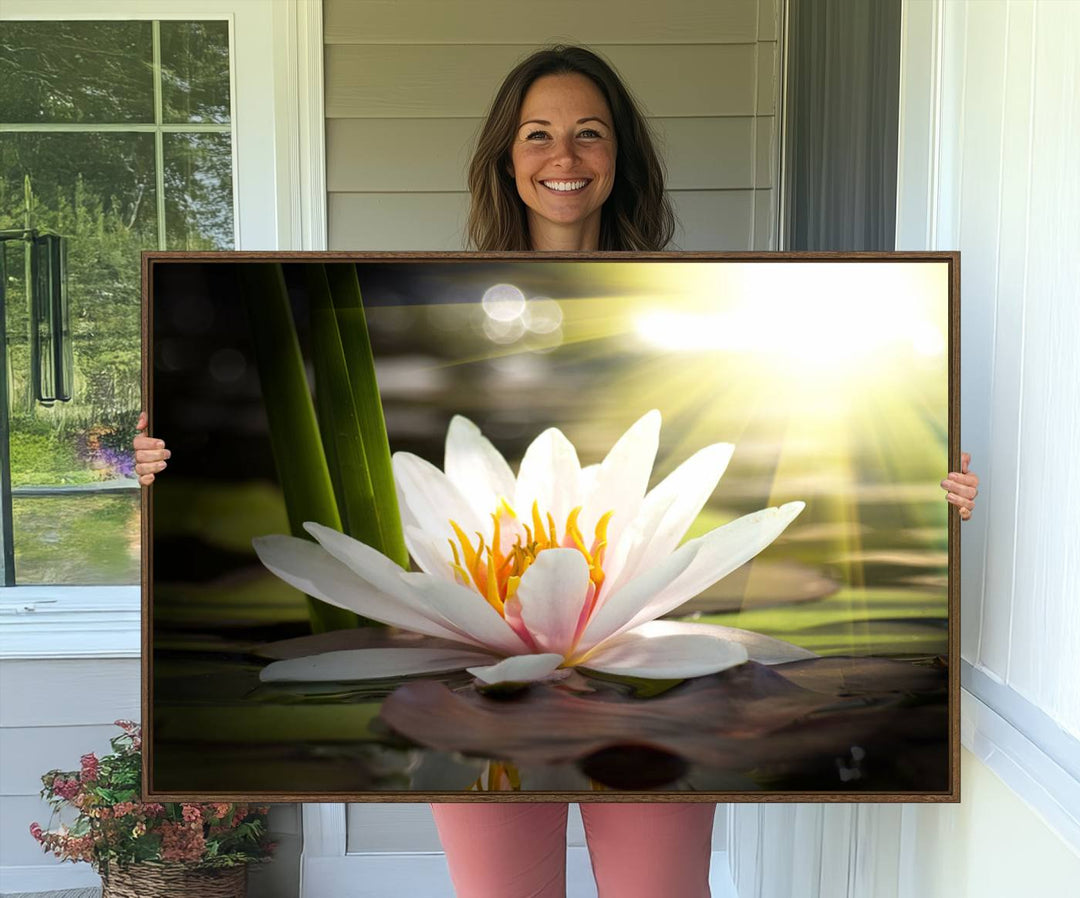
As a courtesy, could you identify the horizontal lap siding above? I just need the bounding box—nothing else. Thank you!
[328,189,759,251]
[327,117,771,191]
[324,0,781,251]
[0,659,139,867]
[324,0,761,45]
[326,44,762,118]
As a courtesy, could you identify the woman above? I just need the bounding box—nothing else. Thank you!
[135,46,979,898]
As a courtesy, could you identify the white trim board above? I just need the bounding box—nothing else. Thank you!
[961,685,1080,854]
[0,588,139,660]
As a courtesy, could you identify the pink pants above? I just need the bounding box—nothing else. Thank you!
[431,802,716,898]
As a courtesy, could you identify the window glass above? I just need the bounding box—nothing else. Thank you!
[0,21,155,124]
[0,20,234,585]
[160,21,231,124]
[163,132,234,250]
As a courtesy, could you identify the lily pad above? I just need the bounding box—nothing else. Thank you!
[675,559,841,614]
[378,658,947,789]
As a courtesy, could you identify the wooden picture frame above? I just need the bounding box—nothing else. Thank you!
[142,251,960,803]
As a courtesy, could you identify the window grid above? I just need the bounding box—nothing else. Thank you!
[0,20,235,252]
[0,18,235,585]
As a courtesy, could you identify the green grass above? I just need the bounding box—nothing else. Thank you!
[13,492,140,584]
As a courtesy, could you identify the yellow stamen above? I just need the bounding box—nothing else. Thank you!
[565,509,586,557]
[593,510,614,550]
[446,501,615,618]
[449,520,478,572]
[485,552,501,611]
[506,574,521,602]
[531,502,546,549]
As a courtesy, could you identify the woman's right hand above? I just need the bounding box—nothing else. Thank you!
[133,411,170,486]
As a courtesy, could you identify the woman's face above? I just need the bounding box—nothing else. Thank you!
[509,73,617,246]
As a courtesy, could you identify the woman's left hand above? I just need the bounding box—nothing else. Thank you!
[941,452,979,521]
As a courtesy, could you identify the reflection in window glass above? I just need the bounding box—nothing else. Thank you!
[1,131,153,498]
[13,494,141,585]
[164,133,234,250]
[160,21,232,124]
[0,22,154,124]
[2,19,234,585]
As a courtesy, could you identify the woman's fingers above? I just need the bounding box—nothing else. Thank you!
[133,410,170,485]
[940,475,978,499]
[941,452,978,522]
[134,443,170,460]
[945,491,975,510]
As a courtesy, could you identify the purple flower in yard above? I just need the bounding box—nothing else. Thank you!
[95,446,136,479]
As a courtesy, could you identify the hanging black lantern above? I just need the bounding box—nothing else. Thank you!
[29,233,73,405]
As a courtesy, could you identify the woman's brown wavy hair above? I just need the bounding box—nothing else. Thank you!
[466,46,676,252]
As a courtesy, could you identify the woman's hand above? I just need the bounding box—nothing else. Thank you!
[941,452,979,521]
[133,411,170,486]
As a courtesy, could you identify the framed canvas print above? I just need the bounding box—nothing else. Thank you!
[143,252,959,802]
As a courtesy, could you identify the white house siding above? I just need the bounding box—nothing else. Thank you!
[324,0,782,251]
[0,659,140,891]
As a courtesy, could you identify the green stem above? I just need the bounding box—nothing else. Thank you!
[324,264,409,570]
[238,263,358,633]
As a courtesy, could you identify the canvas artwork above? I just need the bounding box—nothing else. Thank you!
[145,253,958,801]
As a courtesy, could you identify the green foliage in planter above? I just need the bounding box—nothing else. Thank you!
[30,721,274,874]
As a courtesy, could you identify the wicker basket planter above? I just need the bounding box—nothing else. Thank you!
[101,862,247,898]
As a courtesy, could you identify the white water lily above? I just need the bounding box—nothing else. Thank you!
[254,411,814,686]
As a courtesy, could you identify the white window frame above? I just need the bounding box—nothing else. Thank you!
[0,0,326,660]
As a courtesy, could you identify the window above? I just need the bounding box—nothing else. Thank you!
[0,19,235,586]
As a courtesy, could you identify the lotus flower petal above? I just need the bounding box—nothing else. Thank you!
[578,410,660,553]
[620,620,817,665]
[514,426,581,526]
[512,548,592,654]
[260,647,501,682]
[400,573,534,656]
[252,534,470,644]
[580,630,749,678]
[402,524,454,580]
[611,502,806,641]
[575,540,701,652]
[466,653,566,685]
[444,415,516,518]
[394,452,485,546]
[605,442,735,591]
[304,521,516,650]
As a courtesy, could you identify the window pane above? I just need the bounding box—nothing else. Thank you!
[160,21,232,124]
[12,493,141,585]
[164,133,234,250]
[1,20,235,586]
[2,131,154,497]
[0,22,154,124]
[2,132,151,585]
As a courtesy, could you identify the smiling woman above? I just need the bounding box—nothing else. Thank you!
[466,45,674,252]
[508,73,617,251]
